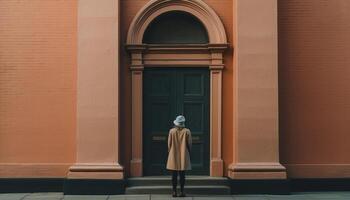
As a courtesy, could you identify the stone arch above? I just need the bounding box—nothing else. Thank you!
[127,0,227,45]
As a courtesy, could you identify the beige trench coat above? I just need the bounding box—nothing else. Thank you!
[166,127,192,171]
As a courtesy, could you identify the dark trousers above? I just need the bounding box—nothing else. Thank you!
[171,170,185,192]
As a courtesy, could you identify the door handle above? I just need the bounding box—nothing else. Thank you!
[192,136,201,143]
[152,136,166,141]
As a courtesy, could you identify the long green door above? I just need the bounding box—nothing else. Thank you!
[143,68,209,175]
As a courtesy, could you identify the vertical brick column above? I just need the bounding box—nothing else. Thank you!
[67,0,123,183]
[229,0,286,179]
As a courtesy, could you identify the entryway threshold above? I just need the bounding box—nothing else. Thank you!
[126,176,230,195]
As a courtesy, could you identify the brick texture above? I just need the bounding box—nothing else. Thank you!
[279,0,350,165]
[0,0,77,164]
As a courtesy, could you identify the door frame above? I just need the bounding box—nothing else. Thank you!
[143,68,211,176]
[126,0,228,177]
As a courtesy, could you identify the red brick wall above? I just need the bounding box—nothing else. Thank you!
[3,0,349,179]
[279,0,350,174]
[0,0,77,166]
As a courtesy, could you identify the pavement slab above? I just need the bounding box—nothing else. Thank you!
[108,195,150,200]
[23,193,63,200]
[151,194,191,200]
[63,195,108,200]
[0,193,29,200]
[267,195,316,200]
[2,192,350,200]
[193,196,233,200]
[232,195,269,200]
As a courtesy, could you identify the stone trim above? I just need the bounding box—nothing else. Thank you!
[127,0,227,44]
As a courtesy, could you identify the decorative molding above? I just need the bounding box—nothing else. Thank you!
[228,163,287,179]
[130,65,144,71]
[232,163,287,172]
[127,0,227,44]
[126,44,228,67]
[69,164,124,172]
[68,164,124,179]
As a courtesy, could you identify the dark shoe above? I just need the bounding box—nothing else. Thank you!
[172,191,177,197]
[179,192,186,197]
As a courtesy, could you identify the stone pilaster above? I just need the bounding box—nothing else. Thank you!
[229,0,286,179]
[67,0,123,182]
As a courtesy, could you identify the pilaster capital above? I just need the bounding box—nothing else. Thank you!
[125,44,147,53]
[209,65,224,70]
[130,65,144,71]
[208,43,229,53]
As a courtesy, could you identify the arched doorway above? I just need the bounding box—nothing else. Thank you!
[126,0,228,177]
[143,11,210,176]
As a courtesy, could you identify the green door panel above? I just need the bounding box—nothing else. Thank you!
[143,68,209,176]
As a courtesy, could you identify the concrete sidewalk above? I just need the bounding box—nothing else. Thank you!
[1,192,350,200]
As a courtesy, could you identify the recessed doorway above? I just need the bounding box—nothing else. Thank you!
[143,68,210,176]
[127,0,228,177]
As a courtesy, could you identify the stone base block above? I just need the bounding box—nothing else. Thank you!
[64,164,125,194]
[228,163,287,179]
[130,159,143,177]
[211,159,224,177]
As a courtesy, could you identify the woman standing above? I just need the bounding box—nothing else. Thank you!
[166,115,192,197]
